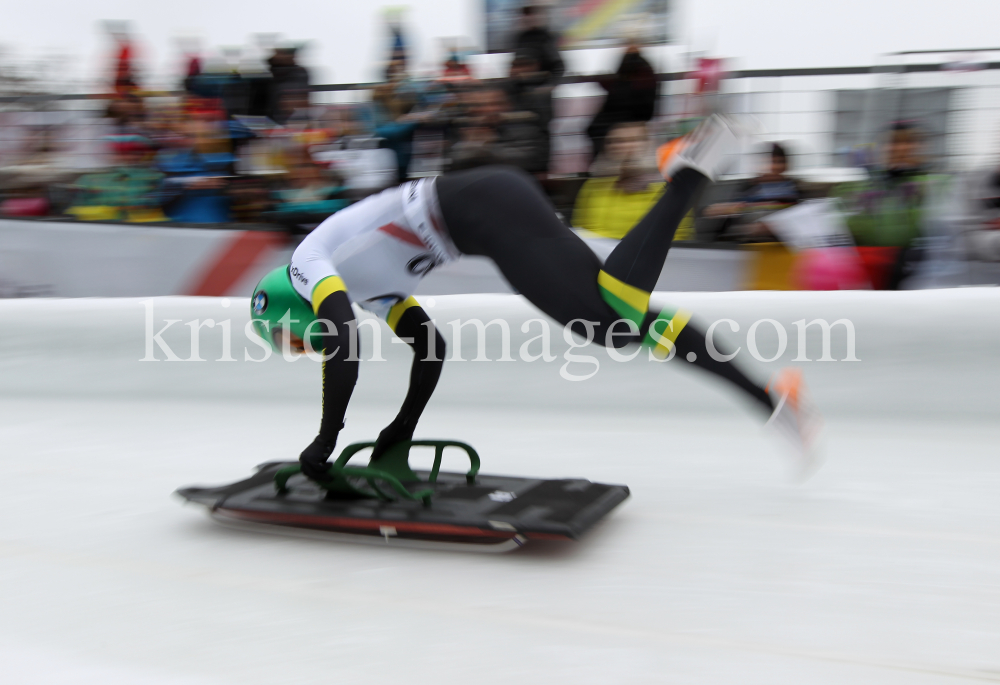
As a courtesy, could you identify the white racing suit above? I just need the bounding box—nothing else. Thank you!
[289,178,459,320]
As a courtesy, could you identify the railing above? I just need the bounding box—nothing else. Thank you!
[4,59,1000,174]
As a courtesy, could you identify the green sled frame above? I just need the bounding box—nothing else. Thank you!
[274,440,481,506]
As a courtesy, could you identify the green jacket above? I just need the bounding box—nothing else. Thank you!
[835,170,946,248]
[72,166,165,210]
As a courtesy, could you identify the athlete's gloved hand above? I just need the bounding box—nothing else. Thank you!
[299,434,338,482]
[370,418,416,462]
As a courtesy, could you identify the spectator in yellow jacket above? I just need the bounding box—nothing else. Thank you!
[573,123,693,240]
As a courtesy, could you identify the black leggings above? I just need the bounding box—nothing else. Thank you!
[436,166,774,413]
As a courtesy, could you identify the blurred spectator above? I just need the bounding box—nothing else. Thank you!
[572,122,691,240]
[264,152,347,231]
[278,89,317,137]
[385,9,409,76]
[0,125,72,217]
[179,37,203,95]
[586,41,657,161]
[835,123,948,288]
[185,56,248,123]
[449,86,544,173]
[956,163,1000,261]
[275,157,344,211]
[228,176,272,223]
[312,140,398,198]
[66,135,166,222]
[506,50,554,174]
[239,40,276,119]
[106,21,139,95]
[156,118,233,223]
[367,60,424,181]
[513,5,564,85]
[106,96,149,138]
[703,142,802,241]
[0,181,50,217]
[144,101,184,149]
[442,51,472,80]
[267,47,310,125]
[308,106,397,195]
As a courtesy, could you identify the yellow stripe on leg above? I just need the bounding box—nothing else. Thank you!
[648,309,692,359]
[597,270,651,315]
[310,276,347,315]
[387,297,420,332]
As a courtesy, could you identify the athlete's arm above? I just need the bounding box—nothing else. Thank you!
[298,279,360,481]
[371,298,446,461]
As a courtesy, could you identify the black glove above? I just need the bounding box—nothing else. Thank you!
[299,433,338,482]
[370,418,416,462]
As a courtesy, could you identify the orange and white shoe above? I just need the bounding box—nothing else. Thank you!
[657,114,758,182]
[765,367,824,480]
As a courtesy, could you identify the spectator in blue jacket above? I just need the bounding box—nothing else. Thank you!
[156,120,234,223]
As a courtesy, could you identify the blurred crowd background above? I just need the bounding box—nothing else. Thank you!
[3,5,1000,291]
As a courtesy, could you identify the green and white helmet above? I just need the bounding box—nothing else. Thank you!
[250,266,323,352]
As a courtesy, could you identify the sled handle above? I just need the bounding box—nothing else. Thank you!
[334,440,480,485]
[274,440,480,505]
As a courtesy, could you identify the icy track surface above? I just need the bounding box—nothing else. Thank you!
[1,291,999,684]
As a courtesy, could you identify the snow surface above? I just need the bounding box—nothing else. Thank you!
[1,292,999,684]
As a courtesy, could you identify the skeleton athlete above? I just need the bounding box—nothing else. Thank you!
[250,116,821,482]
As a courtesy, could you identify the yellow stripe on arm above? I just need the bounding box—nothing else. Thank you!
[386,297,420,332]
[310,276,348,315]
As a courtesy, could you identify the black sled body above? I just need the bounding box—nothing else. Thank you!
[176,458,629,552]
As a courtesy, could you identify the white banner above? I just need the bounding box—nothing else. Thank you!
[0,219,750,298]
[0,219,292,298]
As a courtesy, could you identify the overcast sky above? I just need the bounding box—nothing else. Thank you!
[3,0,1000,90]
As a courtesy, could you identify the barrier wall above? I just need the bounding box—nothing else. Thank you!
[3,290,998,419]
[0,219,751,298]
[0,219,292,298]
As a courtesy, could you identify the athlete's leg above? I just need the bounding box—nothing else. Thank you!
[299,287,360,481]
[601,167,709,293]
[594,173,773,409]
[596,116,734,332]
[592,118,775,412]
[437,165,774,413]
[670,324,773,411]
[370,301,447,461]
[437,166,611,330]
[601,114,744,292]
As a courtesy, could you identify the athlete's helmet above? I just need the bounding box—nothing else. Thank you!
[250,266,322,353]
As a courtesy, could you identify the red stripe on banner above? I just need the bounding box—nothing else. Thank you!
[186,231,283,296]
[568,0,607,18]
[378,222,427,248]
